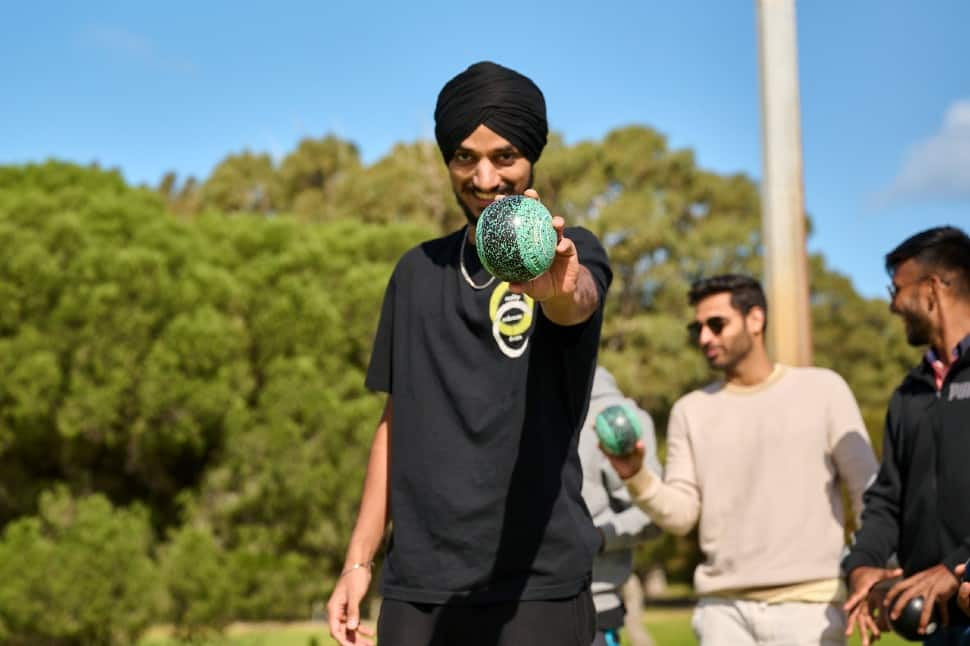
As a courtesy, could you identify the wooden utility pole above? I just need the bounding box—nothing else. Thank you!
[755,0,813,366]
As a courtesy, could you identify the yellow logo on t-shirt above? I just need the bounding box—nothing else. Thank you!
[489,282,535,358]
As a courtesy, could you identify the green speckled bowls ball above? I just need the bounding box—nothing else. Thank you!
[595,405,643,456]
[475,196,557,283]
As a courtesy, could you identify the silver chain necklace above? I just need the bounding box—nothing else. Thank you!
[459,226,496,290]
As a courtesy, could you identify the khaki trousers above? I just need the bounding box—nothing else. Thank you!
[691,597,847,646]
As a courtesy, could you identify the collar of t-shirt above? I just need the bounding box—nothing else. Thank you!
[925,332,970,391]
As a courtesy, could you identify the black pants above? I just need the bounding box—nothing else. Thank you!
[376,589,596,646]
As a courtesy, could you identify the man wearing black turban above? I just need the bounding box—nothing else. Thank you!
[435,61,548,169]
[329,61,613,646]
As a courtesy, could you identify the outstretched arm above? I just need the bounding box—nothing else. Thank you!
[507,190,601,326]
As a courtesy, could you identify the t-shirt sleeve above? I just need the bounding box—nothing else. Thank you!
[566,226,612,303]
[842,392,905,575]
[825,370,879,523]
[364,273,396,394]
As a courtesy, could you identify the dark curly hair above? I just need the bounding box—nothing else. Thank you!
[688,274,767,332]
[886,226,970,298]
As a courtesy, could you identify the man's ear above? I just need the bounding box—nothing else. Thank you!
[928,274,955,308]
[746,306,766,336]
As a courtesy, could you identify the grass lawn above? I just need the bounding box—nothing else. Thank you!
[140,621,326,646]
[140,609,913,645]
[630,607,910,646]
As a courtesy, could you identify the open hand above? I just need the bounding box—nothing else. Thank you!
[844,566,903,646]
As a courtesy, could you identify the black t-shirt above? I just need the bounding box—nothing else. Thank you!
[366,226,612,605]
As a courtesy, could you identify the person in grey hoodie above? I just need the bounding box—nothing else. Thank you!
[580,366,663,646]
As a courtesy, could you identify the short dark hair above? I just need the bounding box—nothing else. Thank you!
[886,226,970,298]
[688,274,768,331]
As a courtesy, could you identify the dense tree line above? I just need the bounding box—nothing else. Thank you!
[0,126,917,643]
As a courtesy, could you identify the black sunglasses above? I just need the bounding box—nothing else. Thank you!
[686,316,728,343]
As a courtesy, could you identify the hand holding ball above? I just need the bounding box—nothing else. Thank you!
[475,195,557,283]
[890,595,940,641]
[595,405,643,456]
[872,578,940,642]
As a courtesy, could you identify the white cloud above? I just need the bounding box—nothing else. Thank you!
[881,99,970,204]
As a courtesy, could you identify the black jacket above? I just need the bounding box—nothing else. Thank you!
[843,335,970,623]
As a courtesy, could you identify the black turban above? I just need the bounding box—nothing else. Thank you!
[434,61,548,164]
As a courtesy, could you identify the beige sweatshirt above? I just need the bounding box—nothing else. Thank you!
[626,365,878,597]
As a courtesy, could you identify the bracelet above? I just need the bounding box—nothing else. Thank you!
[340,561,375,578]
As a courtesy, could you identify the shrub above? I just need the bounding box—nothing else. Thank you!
[158,524,234,640]
[0,488,161,645]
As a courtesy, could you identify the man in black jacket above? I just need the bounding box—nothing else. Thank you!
[843,226,970,646]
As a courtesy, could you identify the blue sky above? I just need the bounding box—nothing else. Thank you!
[3,1,968,299]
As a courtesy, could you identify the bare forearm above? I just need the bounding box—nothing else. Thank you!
[539,265,600,326]
[344,399,391,566]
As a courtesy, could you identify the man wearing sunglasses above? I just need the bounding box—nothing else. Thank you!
[843,226,970,646]
[603,274,878,645]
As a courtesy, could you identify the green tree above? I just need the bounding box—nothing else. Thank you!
[199,150,280,214]
[181,218,429,618]
[278,134,361,218]
[158,524,234,639]
[0,488,160,646]
[156,171,202,215]
[329,140,463,230]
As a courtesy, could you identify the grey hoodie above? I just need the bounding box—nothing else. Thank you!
[579,366,663,617]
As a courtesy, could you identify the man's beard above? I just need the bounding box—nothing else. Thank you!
[902,310,934,346]
[708,330,755,372]
[456,194,478,226]
[454,171,535,227]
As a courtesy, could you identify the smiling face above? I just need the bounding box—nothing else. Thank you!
[447,124,533,226]
[691,292,764,372]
